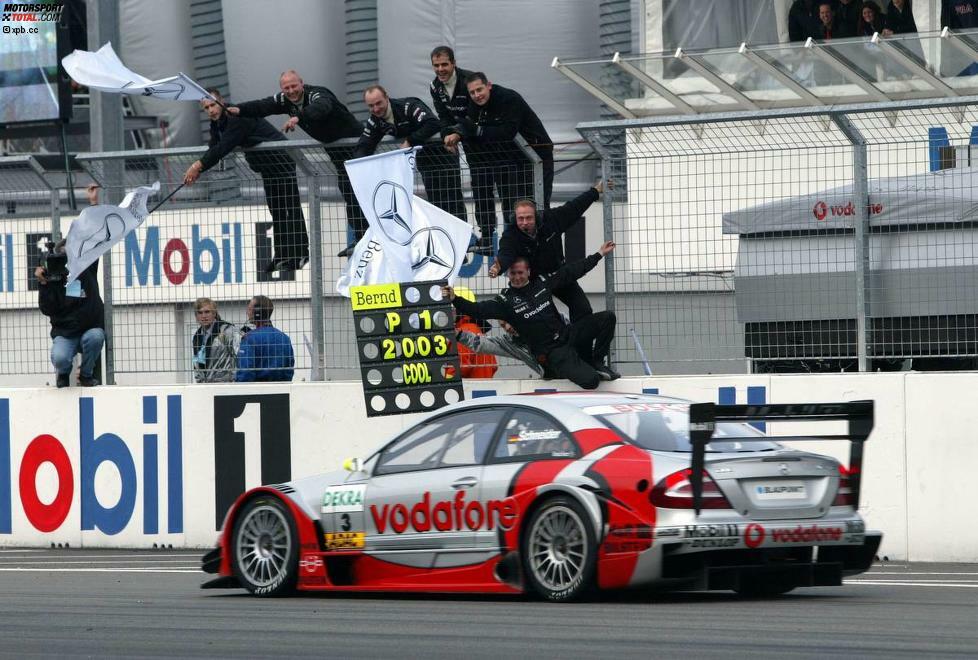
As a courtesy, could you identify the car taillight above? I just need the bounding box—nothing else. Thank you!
[833,464,854,506]
[650,468,732,509]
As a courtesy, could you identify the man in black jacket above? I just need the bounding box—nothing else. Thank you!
[36,240,105,388]
[229,70,366,257]
[488,180,610,322]
[451,72,554,255]
[442,241,620,390]
[184,88,307,272]
[354,85,466,220]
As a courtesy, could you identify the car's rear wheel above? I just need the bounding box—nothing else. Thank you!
[522,496,596,602]
[231,497,298,596]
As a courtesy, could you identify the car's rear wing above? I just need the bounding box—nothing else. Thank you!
[687,400,874,515]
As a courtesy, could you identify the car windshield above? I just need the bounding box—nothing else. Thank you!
[583,402,781,453]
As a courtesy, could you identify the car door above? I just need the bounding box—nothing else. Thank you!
[477,407,580,550]
[362,407,506,567]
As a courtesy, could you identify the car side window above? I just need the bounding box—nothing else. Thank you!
[492,409,578,462]
[440,409,507,467]
[376,408,505,474]
[375,419,452,475]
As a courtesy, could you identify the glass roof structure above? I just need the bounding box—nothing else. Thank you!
[553,28,978,119]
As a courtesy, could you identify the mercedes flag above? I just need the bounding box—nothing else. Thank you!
[65,182,160,285]
[62,42,212,101]
[338,148,474,296]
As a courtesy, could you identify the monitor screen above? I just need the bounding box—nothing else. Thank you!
[0,19,70,126]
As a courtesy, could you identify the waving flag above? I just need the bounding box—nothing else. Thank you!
[340,148,473,294]
[62,43,211,101]
[65,182,160,285]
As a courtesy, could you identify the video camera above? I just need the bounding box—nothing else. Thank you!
[41,241,68,283]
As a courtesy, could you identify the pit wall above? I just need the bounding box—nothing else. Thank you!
[1,372,972,562]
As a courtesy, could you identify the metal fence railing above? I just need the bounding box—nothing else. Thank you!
[579,94,978,374]
[2,137,601,385]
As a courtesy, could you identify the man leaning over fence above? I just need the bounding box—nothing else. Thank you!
[228,70,367,258]
[452,72,554,250]
[489,179,611,322]
[354,85,467,220]
[191,297,238,383]
[429,46,483,247]
[184,88,308,273]
[236,295,294,383]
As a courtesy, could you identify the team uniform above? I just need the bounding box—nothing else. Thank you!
[452,253,616,389]
[353,96,466,219]
[236,85,367,244]
[495,187,600,322]
[199,111,308,269]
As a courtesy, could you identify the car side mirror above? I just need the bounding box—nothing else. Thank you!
[343,457,363,473]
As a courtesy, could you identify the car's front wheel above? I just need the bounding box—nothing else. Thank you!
[231,497,298,597]
[521,496,596,602]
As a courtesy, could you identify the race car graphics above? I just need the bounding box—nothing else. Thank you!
[321,485,366,513]
[369,490,518,534]
[324,531,366,549]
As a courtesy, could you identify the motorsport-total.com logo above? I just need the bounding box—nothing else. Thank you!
[1,2,63,21]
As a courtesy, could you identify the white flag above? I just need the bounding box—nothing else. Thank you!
[407,195,474,285]
[335,228,392,297]
[62,43,211,101]
[65,182,160,284]
[345,148,419,281]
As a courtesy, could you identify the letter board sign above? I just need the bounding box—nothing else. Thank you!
[351,280,463,416]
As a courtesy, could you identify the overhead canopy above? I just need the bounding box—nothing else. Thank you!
[722,166,978,235]
[554,29,978,119]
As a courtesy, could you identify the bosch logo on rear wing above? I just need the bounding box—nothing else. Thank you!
[687,400,874,515]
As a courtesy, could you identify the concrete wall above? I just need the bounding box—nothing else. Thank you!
[0,372,973,561]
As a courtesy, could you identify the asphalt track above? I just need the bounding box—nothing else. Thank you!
[0,549,975,659]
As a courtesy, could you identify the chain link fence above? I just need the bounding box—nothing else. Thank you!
[1,137,602,385]
[580,95,978,374]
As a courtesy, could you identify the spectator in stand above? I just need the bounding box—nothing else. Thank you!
[815,2,837,39]
[228,71,367,259]
[353,85,465,219]
[428,46,478,231]
[235,295,294,382]
[942,0,978,30]
[489,180,612,322]
[834,0,861,37]
[191,297,238,383]
[884,0,917,33]
[184,88,307,272]
[450,72,554,255]
[788,0,821,41]
[450,287,498,378]
[857,1,885,36]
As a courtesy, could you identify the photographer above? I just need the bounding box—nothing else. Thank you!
[36,239,105,388]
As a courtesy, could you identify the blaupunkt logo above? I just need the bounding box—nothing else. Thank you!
[372,181,413,245]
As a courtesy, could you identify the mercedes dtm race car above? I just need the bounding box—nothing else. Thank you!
[201,393,881,601]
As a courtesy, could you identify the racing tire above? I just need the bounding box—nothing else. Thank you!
[230,496,299,597]
[521,495,597,602]
[733,580,796,598]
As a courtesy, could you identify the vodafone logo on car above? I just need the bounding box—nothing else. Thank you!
[370,490,518,534]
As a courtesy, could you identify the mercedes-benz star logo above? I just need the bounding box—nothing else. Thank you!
[778,463,790,476]
[372,181,413,245]
[410,227,455,279]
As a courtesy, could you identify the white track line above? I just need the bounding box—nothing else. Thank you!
[846,580,978,588]
[0,553,201,559]
[0,559,200,565]
[0,567,199,573]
